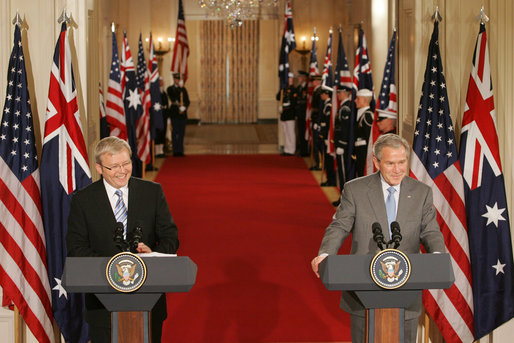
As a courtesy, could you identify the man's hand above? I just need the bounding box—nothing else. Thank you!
[136,243,152,254]
[311,255,327,278]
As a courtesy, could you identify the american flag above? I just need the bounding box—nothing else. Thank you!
[105,30,127,139]
[99,82,110,138]
[0,24,54,343]
[278,0,296,90]
[40,22,91,343]
[148,34,164,139]
[329,27,351,157]
[305,28,319,141]
[121,33,143,177]
[171,0,190,82]
[409,21,474,343]
[135,34,151,164]
[459,22,514,340]
[365,29,397,175]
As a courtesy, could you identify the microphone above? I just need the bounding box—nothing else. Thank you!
[371,222,385,251]
[131,225,143,253]
[113,222,128,252]
[390,221,402,249]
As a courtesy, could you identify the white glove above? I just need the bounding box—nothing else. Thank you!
[178,80,184,87]
[179,106,186,113]
[278,105,283,113]
[336,147,344,155]
[313,123,318,130]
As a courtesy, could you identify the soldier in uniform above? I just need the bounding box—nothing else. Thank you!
[319,87,336,186]
[167,73,190,157]
[295,71,309,157]
[277,73,297,156]
[332,86,353,205]
[309,75,323,170]
[376,109,397,134]
[155,77,170,158]
[353,88,374,177]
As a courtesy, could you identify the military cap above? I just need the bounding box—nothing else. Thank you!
[376,109,398,120]
[337,85,352,92]
[310,75,322,81]
[298,70,308,77]
[356,88,373,97]
[172,72,181,79]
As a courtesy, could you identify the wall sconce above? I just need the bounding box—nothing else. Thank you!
[146,36,174,56]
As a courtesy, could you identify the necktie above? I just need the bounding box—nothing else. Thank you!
[385,186,396,238]
[114,190,128,239]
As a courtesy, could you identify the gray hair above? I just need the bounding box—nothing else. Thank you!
[373,133,410,161]
[94,136,132,164]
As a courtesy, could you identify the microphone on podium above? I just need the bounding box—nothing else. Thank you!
[372,222,385,251]
[113,222,128,252]
[390,221,402,249]
[131,225,143,253]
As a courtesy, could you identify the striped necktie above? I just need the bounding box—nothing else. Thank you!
[114,190,128,239]
[385,186,396,237]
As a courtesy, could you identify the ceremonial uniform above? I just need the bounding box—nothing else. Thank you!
[295,75,309,156]
[310,85,323,168]
[279,84,297,155]
[320,92,336,186]
[167,75,190,156]
[334,98,352,188]
[354,106,373,176]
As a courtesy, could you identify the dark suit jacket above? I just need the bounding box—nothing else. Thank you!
[318,172,445,319]
[67,177,179,327]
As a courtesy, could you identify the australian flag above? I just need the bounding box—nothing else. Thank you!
[121,32,142,177]
[40,22,91,343]
[459,22,514,340]
[278,0,296,90]
[321,29,334,91]
[148,34,164,139]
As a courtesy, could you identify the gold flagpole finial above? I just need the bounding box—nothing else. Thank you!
[58,9,71,24]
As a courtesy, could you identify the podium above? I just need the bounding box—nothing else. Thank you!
[62,256,197,343]
[319,253,454,343]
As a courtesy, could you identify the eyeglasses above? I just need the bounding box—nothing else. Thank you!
[100,161,132,172]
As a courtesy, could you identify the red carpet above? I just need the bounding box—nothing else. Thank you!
[156,155,351,342]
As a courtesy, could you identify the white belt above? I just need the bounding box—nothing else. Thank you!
[354,139,367,147]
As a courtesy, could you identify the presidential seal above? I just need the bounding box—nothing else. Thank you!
[370,249,411,290]
[106,252,147,293]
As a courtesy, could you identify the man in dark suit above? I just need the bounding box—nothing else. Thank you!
[67,136,179,343]
[167,72,190,156]
[295,71,309,157]
[311,133,445,343]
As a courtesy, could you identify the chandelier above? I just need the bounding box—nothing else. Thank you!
[198,0,279,28]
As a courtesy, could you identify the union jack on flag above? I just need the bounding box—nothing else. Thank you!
[305,28,319,141]
[105,29,126,139]
[40,22,91,343]
[409,21,474,343]
[459,22,514,340]
[171,0,190,82]
[0,24,55,343]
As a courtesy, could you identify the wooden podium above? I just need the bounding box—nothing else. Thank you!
[318,253,454,343]
[62,256,197,343]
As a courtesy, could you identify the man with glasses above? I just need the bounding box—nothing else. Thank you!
[67,136,179,343]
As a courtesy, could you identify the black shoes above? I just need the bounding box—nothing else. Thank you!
[320,181,336,187]
[309,166,321,171]
[332,200,340,207]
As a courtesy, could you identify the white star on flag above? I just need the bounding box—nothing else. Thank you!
[492,259,506,275]
[127,88,141,110]
[52,278,68,299]
[482,202,506,227]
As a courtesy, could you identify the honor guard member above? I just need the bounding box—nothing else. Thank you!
[353,88,374,177]
[310,75,323,170]
[376,108,397,134]
[295,71,309,156]
[277,72,297,156]
[319,87,336,186]
[332,85,353,205]
[155,77,170,157]
[167,73,190,157]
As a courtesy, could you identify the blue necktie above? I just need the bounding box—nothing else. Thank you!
[114,190,128,239]
[385,186,396,238]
